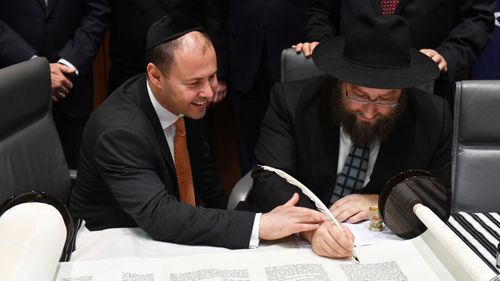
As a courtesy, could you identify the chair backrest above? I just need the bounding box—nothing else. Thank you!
[0,58,71,205]
[227,49,326,210]
[227,171,252,210]
[280,48,324,82]
[452,80,500,212]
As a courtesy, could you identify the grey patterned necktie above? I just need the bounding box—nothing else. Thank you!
[331,144,370,203]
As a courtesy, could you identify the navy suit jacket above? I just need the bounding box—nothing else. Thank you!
[70,75,255,249]
[248,76,452,212]
[0,0,109,116]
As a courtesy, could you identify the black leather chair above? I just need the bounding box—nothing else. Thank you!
[280,48,324,82]
[0,57,71,206]
[227,49,324,209]
[452,80,500,212]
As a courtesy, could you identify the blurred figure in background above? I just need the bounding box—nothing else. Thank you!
[295,0,495,104]
[0,0,110,169]
[108,0,227,103]
[217,0,313,174]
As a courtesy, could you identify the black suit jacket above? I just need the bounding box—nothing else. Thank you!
[305,0,495,82]
[70,75,255,249]
[248,76,452,212]
[0,0,109,117]
[108,0,225,92]
[220,0,312,93]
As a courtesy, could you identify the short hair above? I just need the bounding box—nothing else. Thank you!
[145,31,212,76]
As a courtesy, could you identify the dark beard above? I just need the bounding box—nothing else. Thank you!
[331,84,407,146]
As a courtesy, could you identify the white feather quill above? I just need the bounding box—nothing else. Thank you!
[259,165,343,231]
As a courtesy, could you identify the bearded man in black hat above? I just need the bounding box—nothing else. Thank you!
[248,14,452,258]
[70,14,337,251]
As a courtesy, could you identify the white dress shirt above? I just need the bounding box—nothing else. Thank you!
[337,126,381,187]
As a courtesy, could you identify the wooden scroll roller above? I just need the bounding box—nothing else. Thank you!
[379,170,497,281]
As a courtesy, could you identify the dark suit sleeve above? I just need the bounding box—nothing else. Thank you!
[305,0,338,42]
[249,84,316,212]
[94,127,255,249]
[0,20,36,66]
[436,0,495,82]
[57,0,110,74]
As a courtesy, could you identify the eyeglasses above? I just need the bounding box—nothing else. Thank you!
[344,85,399,108]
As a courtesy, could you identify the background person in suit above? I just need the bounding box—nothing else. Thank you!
[217,0,313,174]
[70,15,349,252]
[0,0,110,169]
[249,15,452,258]
[294,0,495,103]
[108,0,227,102]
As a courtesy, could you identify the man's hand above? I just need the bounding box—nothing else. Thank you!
[259,193,325,240]
[330,194,379,223]
[211,80,227,105]
[301,222,354,258]
[50,63,76,102]
[292,42,320,57]
[419,49,448,73]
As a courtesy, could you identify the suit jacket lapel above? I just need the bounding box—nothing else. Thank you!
[394,0,410,14]
[36,0,47,11]
[317,78,340,203]
[135,77,178,193]
[46,0,59,17]
[370,0,382,15]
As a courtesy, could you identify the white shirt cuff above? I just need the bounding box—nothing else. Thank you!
[249,213,261,249]
[58,58,79,76]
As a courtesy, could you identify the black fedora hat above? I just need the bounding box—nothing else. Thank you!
[312,15,439,89]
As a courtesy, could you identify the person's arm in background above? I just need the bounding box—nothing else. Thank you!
[57,0,110,76]
[204,0,228,104]
[293,0,339,57]
[53,0,109,101]
[423,0,495,81]
[0,20,73,101]
[0,20,36,67]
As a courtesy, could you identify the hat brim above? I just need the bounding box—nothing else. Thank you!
[312,37,440,89]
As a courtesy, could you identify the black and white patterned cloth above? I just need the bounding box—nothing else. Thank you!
[447,212,500,274]
[331,144,369,203]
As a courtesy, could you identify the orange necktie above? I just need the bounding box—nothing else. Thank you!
[174,118,196,206]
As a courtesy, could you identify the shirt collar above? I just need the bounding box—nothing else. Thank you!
[147,80,181,130]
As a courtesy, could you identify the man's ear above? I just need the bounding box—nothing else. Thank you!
[146,63,163,89]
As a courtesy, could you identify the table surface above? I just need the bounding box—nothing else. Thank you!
[70,212,500,275]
